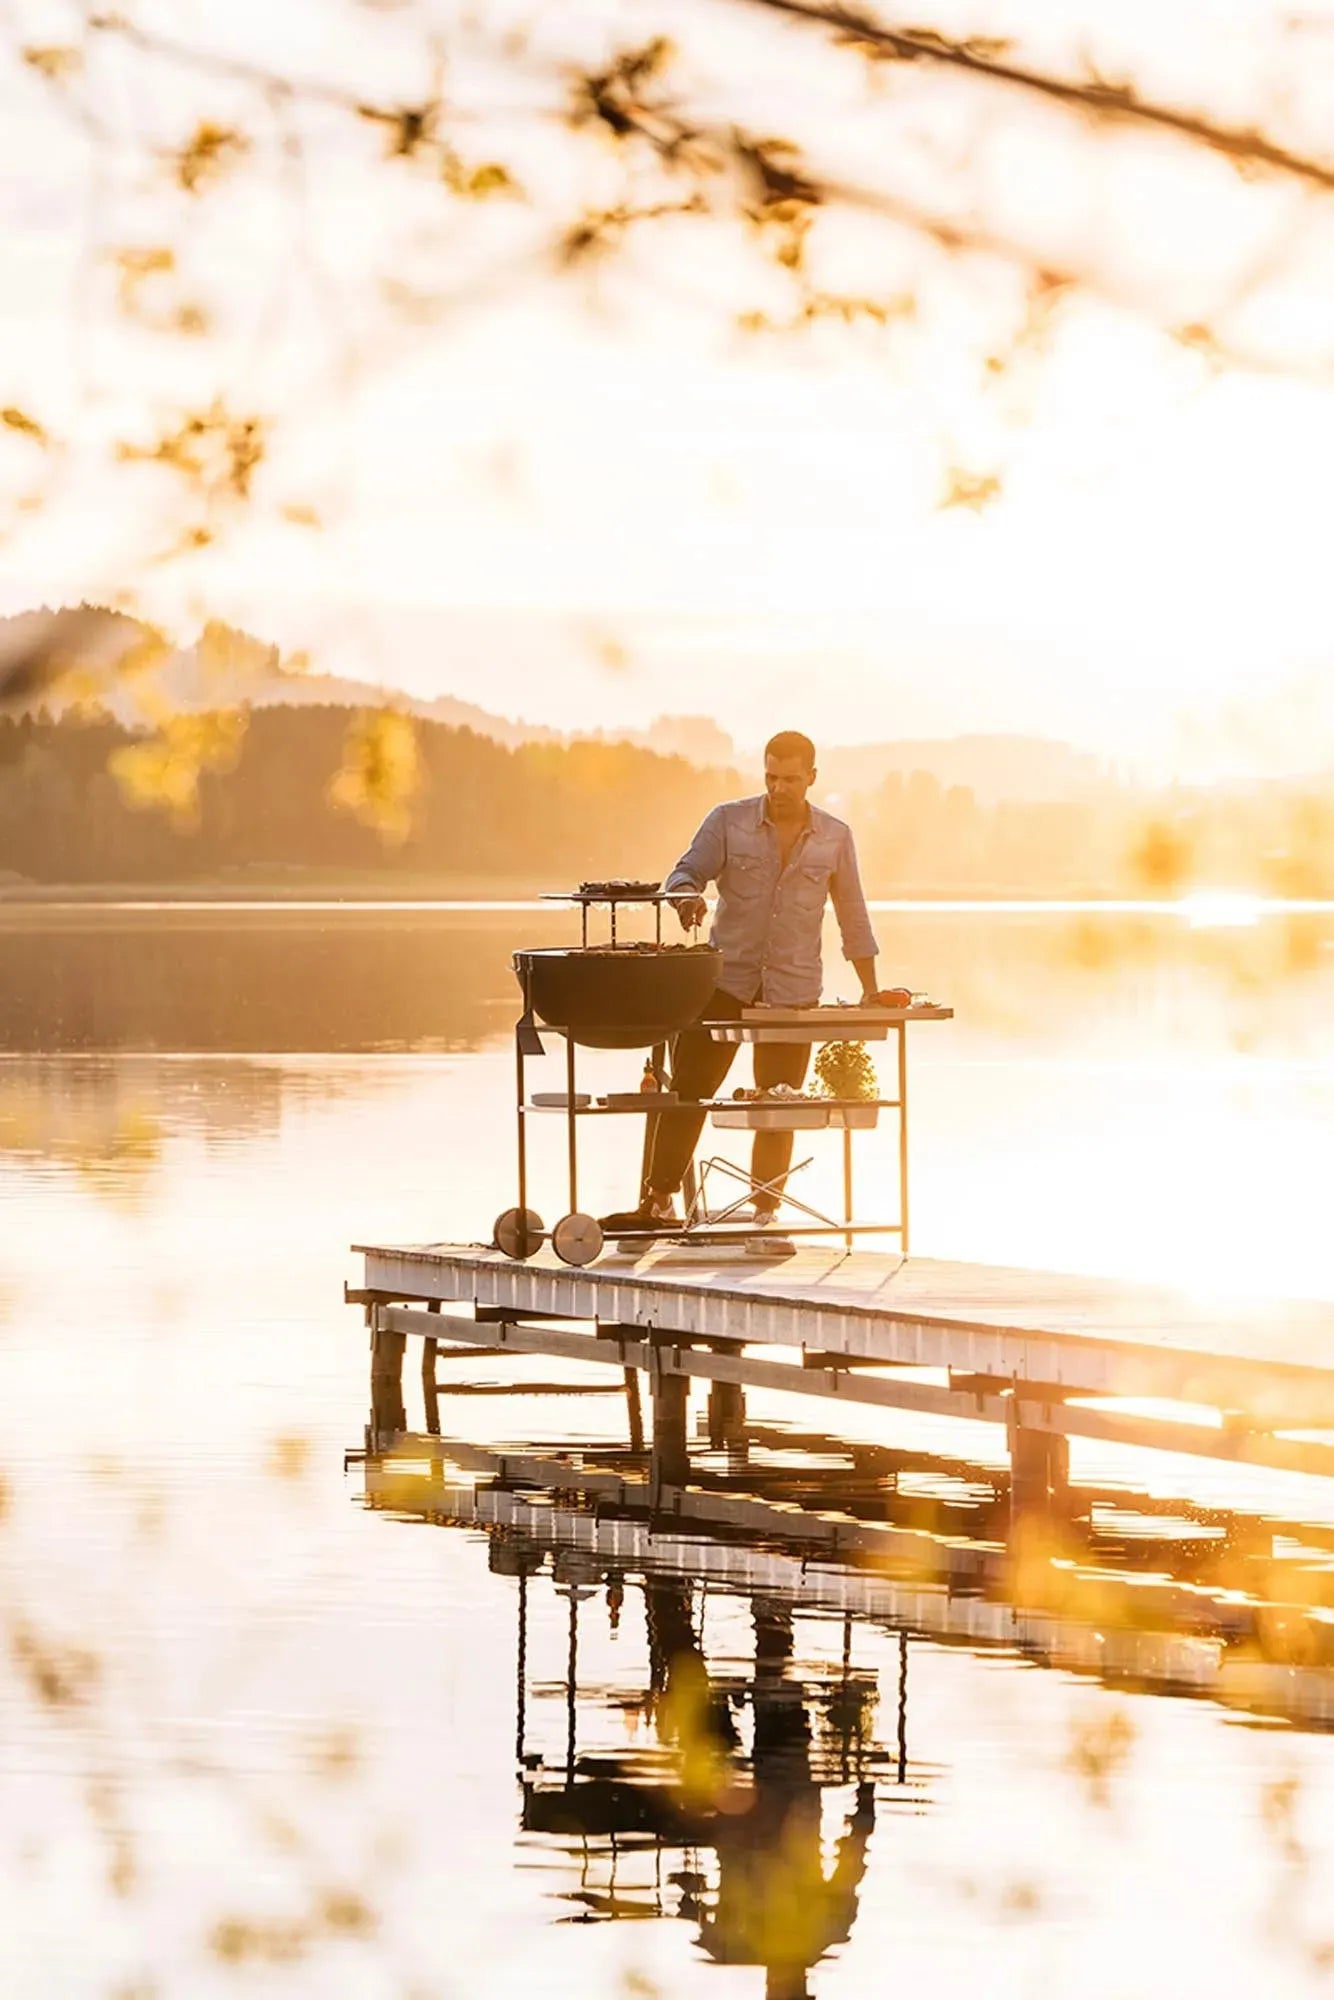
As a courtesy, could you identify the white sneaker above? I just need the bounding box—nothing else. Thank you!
[611,1194,679,1256]
[745,1233,797,1258]
[744,1213,796,1257]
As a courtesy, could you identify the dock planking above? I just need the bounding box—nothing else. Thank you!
[354,1240,1334,1433]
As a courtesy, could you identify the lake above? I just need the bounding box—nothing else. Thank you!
[3,900,1334,1998]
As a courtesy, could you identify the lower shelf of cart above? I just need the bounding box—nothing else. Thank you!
[523,1099,693,1115]
[711,1099,901,1129]
[523,1098,901,1118]
[603,1220,904,1241]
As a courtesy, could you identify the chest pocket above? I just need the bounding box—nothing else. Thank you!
[725,842,767,900]
[791,842,836,910]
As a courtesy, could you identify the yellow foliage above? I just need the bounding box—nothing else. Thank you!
[940,466,1002,510]
[117,400,265,502]
[196,619,276,688]
[108,710,247,826]
[441,152,523,199]
[1130,818,1193,893]
[1,406,49,447]
[326,709,422,844]
[266,1433,312,1482]
[174,121,250,194]
[21,44,82,79]
[11,1621,100,1708]
[1063,1704,1136,1809]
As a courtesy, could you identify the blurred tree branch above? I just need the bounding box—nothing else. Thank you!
[743,0,1334,190]
[6,0,1334,816]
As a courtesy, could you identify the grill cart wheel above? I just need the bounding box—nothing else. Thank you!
[551,1211,604,1267]
[493,1207,544,1260]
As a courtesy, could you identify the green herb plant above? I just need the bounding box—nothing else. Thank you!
[813,1041,878,1103]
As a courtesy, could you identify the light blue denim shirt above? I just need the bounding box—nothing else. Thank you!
[664,796,879,1006]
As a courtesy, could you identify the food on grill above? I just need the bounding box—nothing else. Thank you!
[576,879,661,899]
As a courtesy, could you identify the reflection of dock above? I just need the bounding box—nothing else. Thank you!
[355,1430,923,1997]
[351,1240,1334,1489]
[356,1426,1334,1730]
[351,1407,1334,1992]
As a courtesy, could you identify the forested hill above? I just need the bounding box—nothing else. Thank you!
[4,703,1330,897]
[0,706,740,888]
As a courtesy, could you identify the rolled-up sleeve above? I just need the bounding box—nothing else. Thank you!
[831,827,878,964]
[664,805,727,894]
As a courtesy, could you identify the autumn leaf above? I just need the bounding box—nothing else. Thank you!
[1130,819,1193,893]
[109,710,248,826]
[441,153,523,199]
[939,467,1002,511]
[173,121,250,194]
[1,407,50,447]
[117,401,266,503]
[21,45,82,80]
[326,709,422,843]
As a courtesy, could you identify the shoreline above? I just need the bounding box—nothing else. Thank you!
[0,881,1330,918]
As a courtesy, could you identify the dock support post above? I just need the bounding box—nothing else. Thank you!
[707,1378,746,1450]
[651,1367,690,1487]
[625,1367,645,1453]
[422,1300,440,1436]
[370,1311,407,1440]
[897,1020,910,1254]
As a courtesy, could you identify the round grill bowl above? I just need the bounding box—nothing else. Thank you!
[514,946,721,1050]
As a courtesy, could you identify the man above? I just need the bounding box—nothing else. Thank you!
[624,729,887,1245]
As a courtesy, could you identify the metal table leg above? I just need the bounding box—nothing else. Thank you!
[565,1035,579,1214]
[515,1023,529,1254]
[898,1021,910,1254]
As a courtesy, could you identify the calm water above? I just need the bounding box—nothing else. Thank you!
[4,902,1334,1997]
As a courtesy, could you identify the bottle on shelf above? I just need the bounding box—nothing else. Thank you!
[639,1058,659,1093]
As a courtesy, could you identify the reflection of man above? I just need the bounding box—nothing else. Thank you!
[695,1604,875,1998]
[622,731,883,1242]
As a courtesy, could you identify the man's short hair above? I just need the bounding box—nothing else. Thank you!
[764,730,816,770]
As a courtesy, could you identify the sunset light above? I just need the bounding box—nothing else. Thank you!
[5,4,1334,1995]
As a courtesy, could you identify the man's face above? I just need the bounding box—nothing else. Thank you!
[764,752,815,821]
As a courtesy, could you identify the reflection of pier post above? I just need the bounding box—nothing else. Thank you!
[651,1361,690,1489]
[1008,1395,1071,1526]
[488,1532,540,1770]
[707,1378,746,1450]
[896,1630,908,1785]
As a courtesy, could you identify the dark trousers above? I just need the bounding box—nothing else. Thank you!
[645,988,811,1206]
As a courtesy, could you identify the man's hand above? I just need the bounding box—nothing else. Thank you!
[674,894,707,933]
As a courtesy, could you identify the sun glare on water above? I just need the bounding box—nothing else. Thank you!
[1178,890,1264,929]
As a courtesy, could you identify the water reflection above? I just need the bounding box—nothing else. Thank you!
[355,1393,1334,1991]
[3,902,1334,1053]
[522,1578,883,2000]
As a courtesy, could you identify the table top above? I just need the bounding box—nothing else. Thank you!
[738,1005,952,1024]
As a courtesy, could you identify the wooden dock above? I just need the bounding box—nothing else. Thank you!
[350,1240,1334,1486]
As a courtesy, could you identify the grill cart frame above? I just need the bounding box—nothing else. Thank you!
[495,886,952,1266]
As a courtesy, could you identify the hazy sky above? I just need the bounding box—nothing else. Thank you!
[4,0,1334,775]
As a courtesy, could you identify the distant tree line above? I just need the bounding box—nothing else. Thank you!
[0,706,740,888]
[2,705,1332,897]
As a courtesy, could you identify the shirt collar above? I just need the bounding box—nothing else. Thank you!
[759,794,812,831]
